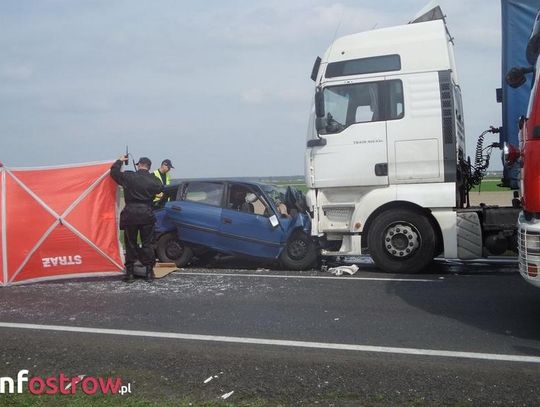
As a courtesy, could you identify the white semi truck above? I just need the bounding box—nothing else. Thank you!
[305,6,519,273]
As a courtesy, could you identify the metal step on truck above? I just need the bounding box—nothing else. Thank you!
[304,4,522,273]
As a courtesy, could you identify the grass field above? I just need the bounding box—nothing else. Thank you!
[272,178,510,194]
[0,393,244,407]
[469,178,510,193]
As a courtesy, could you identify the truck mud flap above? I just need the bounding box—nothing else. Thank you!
[457,212,483,259]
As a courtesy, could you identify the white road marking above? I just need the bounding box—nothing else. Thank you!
[177,271,438,283]
[0,321,539,364]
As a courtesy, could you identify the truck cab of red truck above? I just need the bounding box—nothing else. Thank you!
[517,10,540,287]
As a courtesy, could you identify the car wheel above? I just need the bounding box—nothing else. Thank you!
[280,230,317,270]
[156,233,193,267]
[367,208,437,273]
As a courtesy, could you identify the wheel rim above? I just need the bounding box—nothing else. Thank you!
[288,238,308,260]
[382,222,420,259]
[165,239,184,260]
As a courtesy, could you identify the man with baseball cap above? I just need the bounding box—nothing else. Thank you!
[110,155,164,283]
[153,159,174,203]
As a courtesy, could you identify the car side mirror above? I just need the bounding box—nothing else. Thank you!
[269,215,279,228]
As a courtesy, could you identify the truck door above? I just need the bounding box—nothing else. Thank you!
[309,79,399,188]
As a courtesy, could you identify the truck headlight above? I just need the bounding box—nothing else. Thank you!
[525,234,540,253]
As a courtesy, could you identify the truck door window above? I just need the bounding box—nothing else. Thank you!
[355,105,374,122]
[323,89,349,128]
[388,80,404,119]
[320,79,403,134]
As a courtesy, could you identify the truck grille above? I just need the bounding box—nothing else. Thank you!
[518,226,540,280]
[323,207,353,222]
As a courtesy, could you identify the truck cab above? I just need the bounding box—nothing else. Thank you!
[517,10,540,287]
[306,6,518,273]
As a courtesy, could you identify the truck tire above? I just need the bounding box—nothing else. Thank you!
[367,208,437,273]
[280,230,317,270]
[155,232,193,267]
[456,212,483,259]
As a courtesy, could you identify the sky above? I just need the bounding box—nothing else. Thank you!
[0,0,504,177]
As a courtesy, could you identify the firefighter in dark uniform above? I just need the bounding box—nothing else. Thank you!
[110,155,164,283]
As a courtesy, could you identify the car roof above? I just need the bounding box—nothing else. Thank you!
[168,178,272,189]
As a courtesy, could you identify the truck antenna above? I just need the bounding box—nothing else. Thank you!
[321,17,344,85]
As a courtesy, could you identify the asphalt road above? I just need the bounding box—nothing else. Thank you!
[1,260,540,405]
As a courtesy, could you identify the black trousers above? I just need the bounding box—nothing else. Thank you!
[124,223,155,267]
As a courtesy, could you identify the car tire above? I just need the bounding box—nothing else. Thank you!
[367,208,437,273]
[280,230,317,270]
[156,233,193,267]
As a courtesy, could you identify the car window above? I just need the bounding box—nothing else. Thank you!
[261,185,287,207]
[261,184,290,217]
[227,184,271,216]
[184,182,224,206]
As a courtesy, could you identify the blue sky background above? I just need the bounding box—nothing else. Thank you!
[0,1,503,176]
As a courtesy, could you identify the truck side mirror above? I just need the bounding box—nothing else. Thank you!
[315,90,325,118]
[311,56,321,81]
[315,117,326,132]
[506,66,534,89]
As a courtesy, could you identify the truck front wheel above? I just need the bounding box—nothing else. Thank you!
[367,209,437,273]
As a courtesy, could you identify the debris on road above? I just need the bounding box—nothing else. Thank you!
[221,390,234,399]
[204,375,219,384]
[65,375,85,390]
[133,262,178,279]
[328,265,359,276]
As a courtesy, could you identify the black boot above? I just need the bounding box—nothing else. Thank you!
[123,265,135,283]
[145,265,155,283]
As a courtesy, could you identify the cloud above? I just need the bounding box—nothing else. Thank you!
[0,63,33,80]
[241,88,265,105]
[37,94,112,114]
[201,2,393,48]
[441,0,501,49]
[241,87,309,105]
[0,0,511,174]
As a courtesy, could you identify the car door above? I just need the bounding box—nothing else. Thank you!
[165,181,224,248]
[218,183,286,259]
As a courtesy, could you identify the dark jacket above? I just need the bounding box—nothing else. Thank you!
[110,160,164,227]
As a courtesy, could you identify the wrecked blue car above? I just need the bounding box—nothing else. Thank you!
[154,180,317,270]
